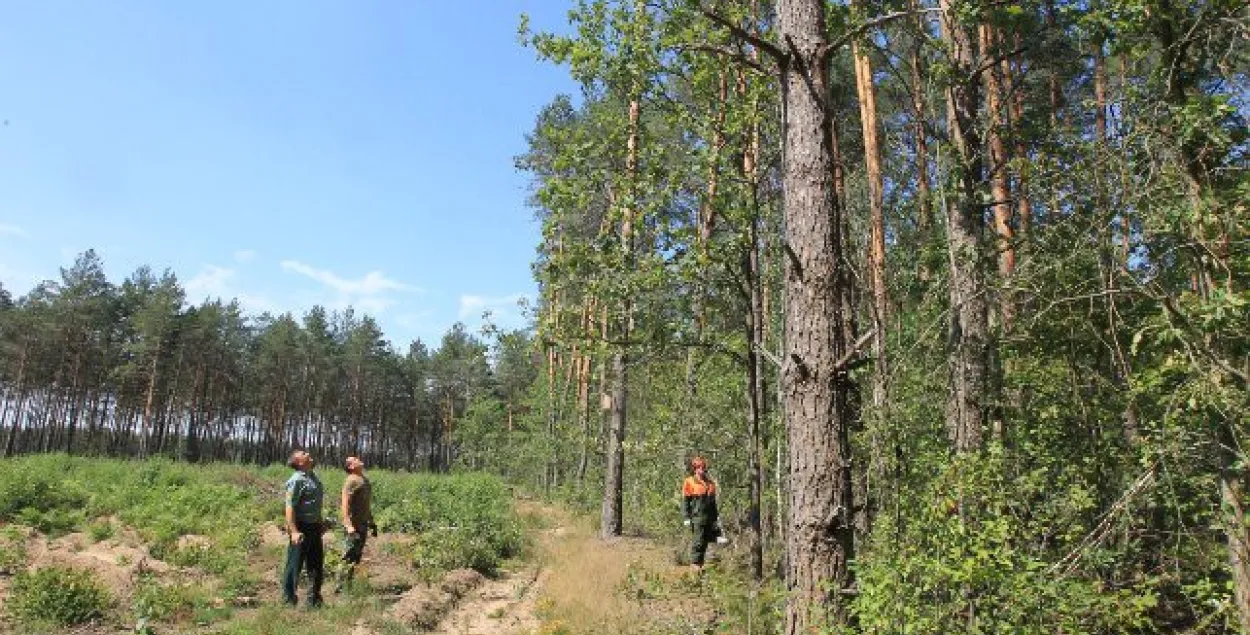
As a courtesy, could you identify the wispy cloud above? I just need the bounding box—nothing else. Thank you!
[185,265,235,296]
[233,249,256,264]
[0,224,28,239]
[184,264,276,314]
[280,260,415,296]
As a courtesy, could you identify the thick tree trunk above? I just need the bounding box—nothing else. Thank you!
[777,0,855,629]
[941,0,989,453]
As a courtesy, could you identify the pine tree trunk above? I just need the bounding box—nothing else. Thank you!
[777,0,855,629]
[602,89,641,539]
[2,342,28,458]
[941,0,989,453]
[980,24,1015,329]
[741,66,766,579]
[601,349,627,538]
[139,347,160,459]
[851,15,890,532]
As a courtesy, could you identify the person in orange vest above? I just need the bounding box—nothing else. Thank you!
[681,456,719,568]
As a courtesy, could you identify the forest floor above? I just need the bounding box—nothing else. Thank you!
[1,496,722,635]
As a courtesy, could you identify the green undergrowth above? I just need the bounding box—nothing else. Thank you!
[0,454,526,632]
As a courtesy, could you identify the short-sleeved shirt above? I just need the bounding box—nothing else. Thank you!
[285,470,324,525]
[343,474,373,530]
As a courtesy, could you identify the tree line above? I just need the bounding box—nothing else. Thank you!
[0,250,536,472]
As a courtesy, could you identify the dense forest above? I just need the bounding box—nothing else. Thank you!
[2,0,1247,632]
[0,252,535,472]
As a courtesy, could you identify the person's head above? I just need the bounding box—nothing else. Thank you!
[344,456,365,475]
[690,456,707,478]
[288,450,314,472]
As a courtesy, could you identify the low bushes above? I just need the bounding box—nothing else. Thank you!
[8,565,111,626]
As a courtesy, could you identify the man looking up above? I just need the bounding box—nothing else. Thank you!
[335,455,375,592]
[282,449,325,607]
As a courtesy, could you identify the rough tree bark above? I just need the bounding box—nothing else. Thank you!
[940,0,989,453]
[776,0,856,629]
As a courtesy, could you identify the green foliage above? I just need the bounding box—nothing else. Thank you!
[374,471,524,577]
[0,524,29,573]
[8,565,112,627]
[87,518,116,542]
[131,575,209,623]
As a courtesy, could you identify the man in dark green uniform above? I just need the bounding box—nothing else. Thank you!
[282,449,325,607]
[334,455,376,593]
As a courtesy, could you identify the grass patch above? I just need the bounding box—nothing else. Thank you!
[7,565,112,627]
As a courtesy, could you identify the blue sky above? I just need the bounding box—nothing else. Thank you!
[0,1,576,347]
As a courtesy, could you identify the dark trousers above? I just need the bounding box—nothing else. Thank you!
[690,520,714,565]
[335,531,368,590]
[282,521,324,605]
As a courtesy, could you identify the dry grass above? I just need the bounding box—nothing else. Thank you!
[525,505,713,635]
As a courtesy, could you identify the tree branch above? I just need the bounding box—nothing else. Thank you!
[675,43,768,74]
[699,5,786,63]
[822,8,944,66]
[834,328,877,372]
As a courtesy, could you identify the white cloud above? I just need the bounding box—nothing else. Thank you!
[184,264,276,314]
[185,265,235,296]
[0,224,28,239]
[233,249,257,264]
[458,293,531,321]
[280,260,415,296]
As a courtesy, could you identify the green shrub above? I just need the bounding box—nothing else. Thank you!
[15,506,85,537]
[409,526,501,579]
[87,519,115,542]
[8,566,112,626]
[0,525,29,573]
[373,472,524,577]
[131,575,197,622]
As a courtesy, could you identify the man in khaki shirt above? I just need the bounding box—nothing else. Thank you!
[334,456,375,592]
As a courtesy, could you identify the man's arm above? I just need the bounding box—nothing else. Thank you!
[341,482,354,534]
[285,480,303,544]
[286,502,303,544]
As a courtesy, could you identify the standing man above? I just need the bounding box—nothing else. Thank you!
[282,449,325,608]
[335,455,376,593]
[681,456,719,570]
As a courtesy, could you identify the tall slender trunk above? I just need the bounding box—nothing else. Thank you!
[576,299,596,483]
[687,71,730,397]
[941,0,989,453]
[777,0,855,629]
[139,346,160,459]
[981,24,1015,330]
[3,342,29,458]
[1007,36,1032,241]
[546,346,558,492]
[740,58,766,581]
[602,88,641,539]
[851,10,890,535]
[909,6,935,281]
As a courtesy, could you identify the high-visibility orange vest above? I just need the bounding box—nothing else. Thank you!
[683,476,716,497]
